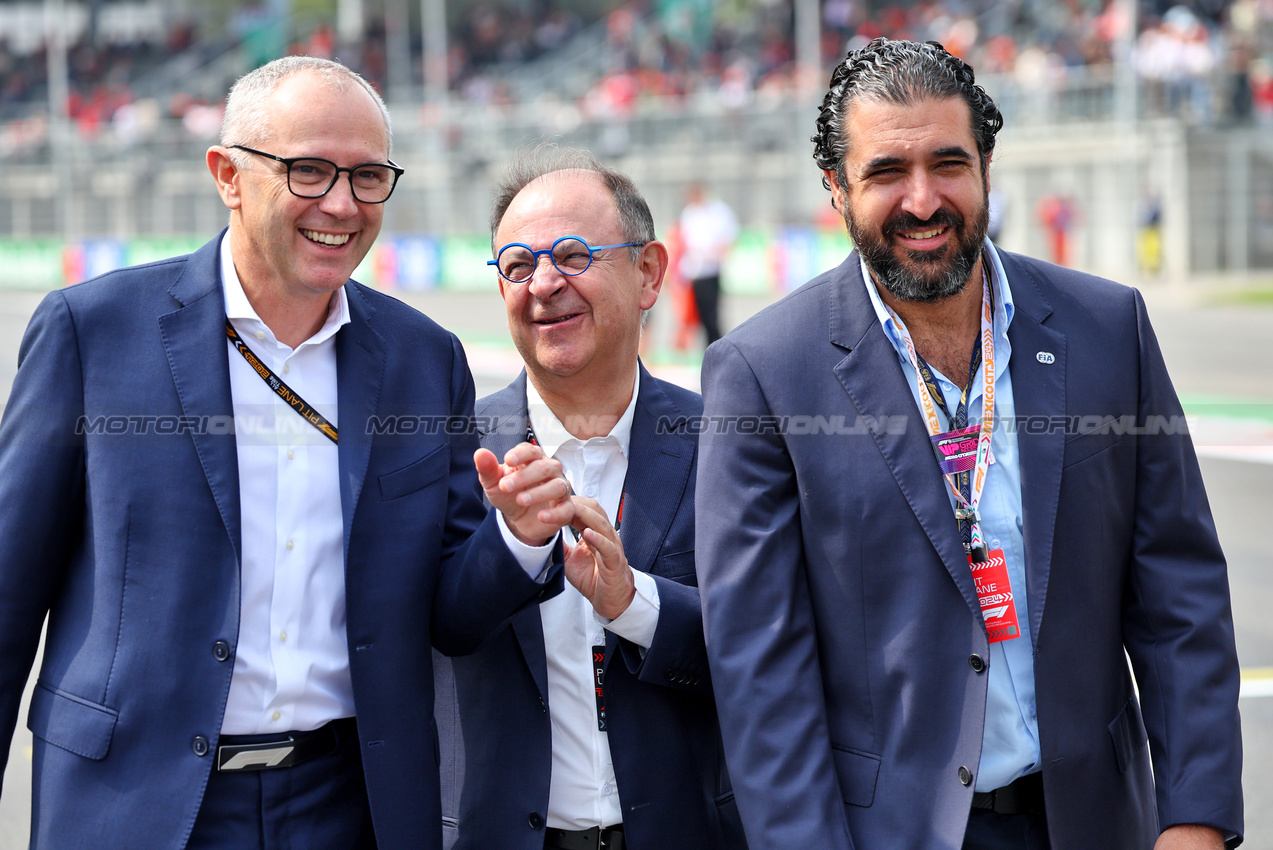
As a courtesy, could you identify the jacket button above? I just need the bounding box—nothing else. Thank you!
[527,812,544,830]
[212,640,231,662]
[192,736,210,757]
[958,766,973,786]
[968,654,985,673]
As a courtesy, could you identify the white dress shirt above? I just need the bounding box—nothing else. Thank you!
[220,234,353,735]
[218,235,550,736]
[526,372,660,830]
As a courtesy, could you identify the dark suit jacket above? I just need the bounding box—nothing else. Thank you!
[0,233,561,850]
[434,366,744,850]
[696,251,1243,849]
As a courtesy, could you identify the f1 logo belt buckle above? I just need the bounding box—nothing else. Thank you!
[216,740,298,771]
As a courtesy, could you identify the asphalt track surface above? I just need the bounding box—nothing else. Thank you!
[0,283,1269,848]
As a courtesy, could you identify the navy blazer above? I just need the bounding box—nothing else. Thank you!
[0,233,561,850]
[434,365,745,850]
[696,251,1242,849]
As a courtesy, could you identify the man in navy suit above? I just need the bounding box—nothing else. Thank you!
[435,150,743,850]
[696,39,1242,850]
[0,57,574,850]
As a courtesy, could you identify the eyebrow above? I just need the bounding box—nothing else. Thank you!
[862,146,976,172]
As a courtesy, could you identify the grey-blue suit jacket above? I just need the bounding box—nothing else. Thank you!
[696,250,1242,849]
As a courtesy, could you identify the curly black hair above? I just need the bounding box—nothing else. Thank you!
[812,38,1004,193]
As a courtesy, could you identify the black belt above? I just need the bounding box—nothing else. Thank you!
[544,824,625,850]
[971,771,1045,815]
[216,717,355,772]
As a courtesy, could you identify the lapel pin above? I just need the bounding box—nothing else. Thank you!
[1036,351,1056,364]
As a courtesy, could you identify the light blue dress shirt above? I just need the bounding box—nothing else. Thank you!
[859,240,1041,792]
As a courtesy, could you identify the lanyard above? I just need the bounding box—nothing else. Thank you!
[226,320,338,444]
[884,278,995,559]
[527,417,626,731]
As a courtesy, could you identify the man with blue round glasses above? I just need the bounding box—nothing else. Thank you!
[436,148,745,850]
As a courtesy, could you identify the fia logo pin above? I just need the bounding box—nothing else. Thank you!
[1036,351,1056,364]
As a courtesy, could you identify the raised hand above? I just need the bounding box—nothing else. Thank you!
[475,442,574,546]
[565,496,636,620]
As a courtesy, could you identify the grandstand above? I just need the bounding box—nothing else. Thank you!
[0,0,1271,289]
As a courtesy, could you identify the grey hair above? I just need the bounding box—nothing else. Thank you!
[490,146,655,263]
[220,56,392,168]
[812,38,1003,193]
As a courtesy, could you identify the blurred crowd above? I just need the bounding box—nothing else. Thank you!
[2,0,1273,152]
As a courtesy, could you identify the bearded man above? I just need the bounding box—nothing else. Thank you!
[694,38,1243,850]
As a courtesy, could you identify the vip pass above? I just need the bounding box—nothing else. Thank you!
[885,277,996,557]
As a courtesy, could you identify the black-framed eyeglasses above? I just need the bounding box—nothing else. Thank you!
[488,235,646,284]
[230,144,405,204]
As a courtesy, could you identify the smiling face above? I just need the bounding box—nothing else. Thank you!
[826,96,989,303]
[494,170,663,388]
[212,70,389,308]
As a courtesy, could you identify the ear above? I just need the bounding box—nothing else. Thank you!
[636,240,669,312]
[823,169,846,212]
[207,146,243,211]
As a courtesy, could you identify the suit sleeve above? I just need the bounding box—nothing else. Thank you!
[1120,290,1243,842]
[696,338,855,850]
[0,292,86,790]
[615,574,713,696]
[430,334,563,657]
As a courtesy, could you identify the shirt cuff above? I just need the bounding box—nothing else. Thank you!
[597,568,660,649]
[496,510,556,583]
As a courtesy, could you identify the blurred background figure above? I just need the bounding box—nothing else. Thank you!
[660,218,703,353]
[1036,192,1077,267]
[1138,192,1164,279]
[677,182,738,346]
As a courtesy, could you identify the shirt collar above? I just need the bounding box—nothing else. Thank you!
[859,237,1015,362]
[525,367,640,459]
[220,230,351,348]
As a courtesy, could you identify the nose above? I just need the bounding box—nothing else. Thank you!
[900,172,943,222]
[525,255,567,299]
[316,173,361,217]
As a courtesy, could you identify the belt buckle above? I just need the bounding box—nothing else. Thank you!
[216,738,298,771]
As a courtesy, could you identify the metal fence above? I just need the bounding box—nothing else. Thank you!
[1,79,1270,287]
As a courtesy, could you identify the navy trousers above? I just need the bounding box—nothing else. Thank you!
[187,720,377,850]
[962,809,1051,850]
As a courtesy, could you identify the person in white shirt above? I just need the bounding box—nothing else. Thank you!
[435,149,745,850]
[0,56,573,850]
[677,182,739,346]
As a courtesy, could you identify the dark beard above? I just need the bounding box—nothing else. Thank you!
[847,195,989,303]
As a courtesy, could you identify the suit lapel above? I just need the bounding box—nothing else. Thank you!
[335,285,387,562]
[480,373,552,705]
[157,233,242,566]
[999,254,1065,644]
[829,256,983,618]
[620,363,692,577]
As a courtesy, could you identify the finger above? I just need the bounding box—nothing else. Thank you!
[535,499,577,529]
[515,476,572,508]
[501,456,565,495]
[473,448,503,490]
[563,539,599,592]
[581,526,623,570]
[502,441,547,469]
[569,498,616,540]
